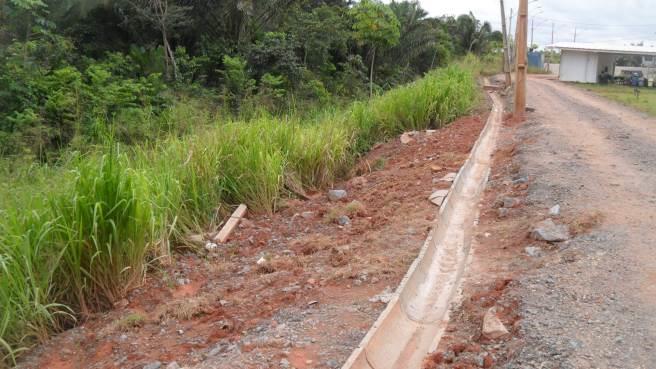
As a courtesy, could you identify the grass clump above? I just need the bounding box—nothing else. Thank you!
[0,63,480,364]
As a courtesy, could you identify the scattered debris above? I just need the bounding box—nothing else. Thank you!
[440,172,457,182]
[549,204,561,217]
[176,278,190,286]
[481,307,509,340]
[531,218,571,242]
[369,286,394,304]
[213,204,248,243]
[328,189,348,202]
[204,242,218,251]
[429,189,449,206]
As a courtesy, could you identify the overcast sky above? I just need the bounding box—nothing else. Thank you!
[417,0,656,47]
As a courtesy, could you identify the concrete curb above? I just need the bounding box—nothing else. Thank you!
[341,86,504,369]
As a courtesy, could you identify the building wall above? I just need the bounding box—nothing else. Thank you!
[559,50,598,83]
[597,53,616,76]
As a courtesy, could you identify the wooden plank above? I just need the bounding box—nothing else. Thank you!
[213,204,248,243]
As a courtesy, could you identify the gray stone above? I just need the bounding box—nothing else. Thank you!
[525,246,542,257]
[531,219,571,242]
[512,175,529,184]
[301,211,315,219]
[328,189,347,201]
[549,204,561,216]
[337,215,351,226]
[280,358,290,368]
[498,208,510,218]
[326,359,340,368]
[503,196,521,208]
[143,362,162,369]
[165,362,181,369]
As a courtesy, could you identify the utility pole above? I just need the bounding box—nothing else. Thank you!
[514,0,528,120]
[509,8,514,40]
[509,8,515,68]
[574,27,577,42]
[551,22,554,44]
[500,0,512,86]
[530,18,534,48]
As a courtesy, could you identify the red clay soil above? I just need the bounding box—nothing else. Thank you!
[421,115,541,369]
[18,113,488,369]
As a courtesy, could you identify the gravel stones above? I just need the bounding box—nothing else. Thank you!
[328,189,348,201]
[531,219,570,242]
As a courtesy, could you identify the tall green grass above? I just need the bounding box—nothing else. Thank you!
[0,64,479,365]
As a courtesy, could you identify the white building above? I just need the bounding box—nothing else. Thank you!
[550,42,656,83]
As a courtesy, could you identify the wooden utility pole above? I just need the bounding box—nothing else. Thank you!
[514,0,528,120]
[500,0,512,86]
[574,27,577,42]
[509,8,514,69]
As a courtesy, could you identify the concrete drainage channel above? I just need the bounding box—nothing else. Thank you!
[341,88,504,369]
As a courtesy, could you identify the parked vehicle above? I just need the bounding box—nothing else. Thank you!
[629,71,646,87]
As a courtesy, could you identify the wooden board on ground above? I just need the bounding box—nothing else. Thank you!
[213,204,248,243]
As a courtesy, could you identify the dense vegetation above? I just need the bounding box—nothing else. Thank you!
[0,0,500,365]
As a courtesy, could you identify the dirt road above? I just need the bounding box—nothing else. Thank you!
[427,76,656,369]
[507,76,656,368]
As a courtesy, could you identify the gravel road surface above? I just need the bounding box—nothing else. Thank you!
[506,76,656,369]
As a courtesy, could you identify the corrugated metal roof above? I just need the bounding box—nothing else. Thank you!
[549,42,656,56]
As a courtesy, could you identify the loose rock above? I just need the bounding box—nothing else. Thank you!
[482,307,509,340]
[165,362,181,369]
[328,189,347,202]
[525,246,542,257]
[502,196,521,208]
[337,215,351,226]
[143,362,162,369]
[400,132,414,144]
[531,219,571,242]
[549,204,561,216]
[369,286,394,304]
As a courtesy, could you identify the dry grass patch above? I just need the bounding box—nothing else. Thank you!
[156,294,216,321]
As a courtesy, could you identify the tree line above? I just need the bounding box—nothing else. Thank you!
[0,0,501,159]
